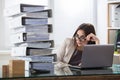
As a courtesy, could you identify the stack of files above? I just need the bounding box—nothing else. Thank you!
[4,4,46,17]
[16,54,56,62]
[16,54,56,71]
[29,56,54,63]
[11,24,52,34]
[14,40,54,48]
[29,54,56,62]
[11,32,53,44]
[110,4,118,27]
[11,47,54,56]
[8,3,55,73]
[10,9,52,18]
[113,4,120,27]
[9,17,49,28]
[110,4,120,27]
[29,54,56,75]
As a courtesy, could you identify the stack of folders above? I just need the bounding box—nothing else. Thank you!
[5,3,55,73]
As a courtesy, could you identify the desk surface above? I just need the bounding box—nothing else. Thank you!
[1,64,120,80]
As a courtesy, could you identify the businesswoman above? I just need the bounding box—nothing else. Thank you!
[56,23,100,67]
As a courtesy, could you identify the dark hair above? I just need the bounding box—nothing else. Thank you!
[73,23,96,46]
[73,23,96,37]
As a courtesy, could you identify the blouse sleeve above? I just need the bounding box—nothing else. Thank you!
[56,38,68,62]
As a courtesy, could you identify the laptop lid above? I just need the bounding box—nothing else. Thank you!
[80,44,114,69]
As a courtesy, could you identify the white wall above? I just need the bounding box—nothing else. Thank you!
[0,0,6,50]
[4,0,48,7]
[52,0,97,49]
[97,0,107,44]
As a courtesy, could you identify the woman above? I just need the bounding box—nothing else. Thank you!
[56,23,99,67]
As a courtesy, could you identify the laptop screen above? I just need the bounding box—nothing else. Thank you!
[80,44,114,68]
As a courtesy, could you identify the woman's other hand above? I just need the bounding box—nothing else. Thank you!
[86,33,100,44]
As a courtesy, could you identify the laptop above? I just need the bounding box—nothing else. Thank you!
[69,44,114,69]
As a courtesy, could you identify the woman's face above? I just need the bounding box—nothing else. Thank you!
[75,30,87,47]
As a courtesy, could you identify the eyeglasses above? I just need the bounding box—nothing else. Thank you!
[75,34,86,42]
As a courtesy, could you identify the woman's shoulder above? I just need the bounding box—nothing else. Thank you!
[64,38,74,44]
[65,38,73,41]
